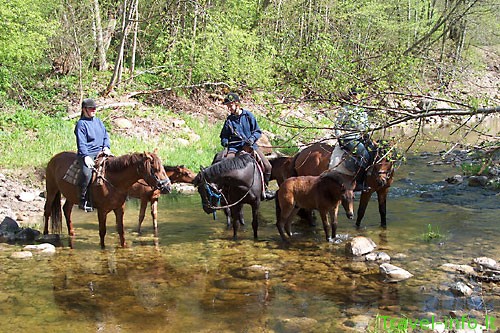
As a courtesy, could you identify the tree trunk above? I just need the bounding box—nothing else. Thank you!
[93,0,107,71]
[129,0,139,78]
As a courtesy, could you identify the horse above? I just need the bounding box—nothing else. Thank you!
[269,155,295,186]
[193,153,263,240]
[275,170,355,243]
[43,151,172,248]
[128,165,196,235]
[273,141,394,227]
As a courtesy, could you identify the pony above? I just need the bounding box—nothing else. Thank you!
[128,165,196,235]
[275,170,356,242]
[272,141,394,227]
[193,153,263,240]
[43,151,171,248]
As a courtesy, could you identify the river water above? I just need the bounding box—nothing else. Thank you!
[1,149,499,332]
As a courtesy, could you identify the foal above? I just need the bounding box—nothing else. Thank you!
[128,165,196,235]
[275,170,355,242]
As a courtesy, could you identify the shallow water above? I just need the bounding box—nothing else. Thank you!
[1,153,499,332]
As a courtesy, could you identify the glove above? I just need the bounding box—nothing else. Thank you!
[102,147,112,156]
[84,156,95,168]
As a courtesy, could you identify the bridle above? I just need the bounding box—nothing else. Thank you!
[198,158,257,213]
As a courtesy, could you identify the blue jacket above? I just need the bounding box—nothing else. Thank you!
[75,116,110,158]
[220,109,262,152]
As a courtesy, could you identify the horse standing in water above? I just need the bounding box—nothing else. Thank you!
[275,170,355,242]
[193,153,263,240]
[128,165,196,235]
[43,151,171,248]
[272,141,394,227]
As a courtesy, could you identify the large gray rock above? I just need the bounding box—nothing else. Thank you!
[0,216,20,232]
[379,263,413,282]
[345,236,377,256]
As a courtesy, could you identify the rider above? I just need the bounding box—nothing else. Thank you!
[74,98,112,212]
[220,92,275,200]
[334,88,374,191]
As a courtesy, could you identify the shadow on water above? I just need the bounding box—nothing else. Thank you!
[0,150,499,332]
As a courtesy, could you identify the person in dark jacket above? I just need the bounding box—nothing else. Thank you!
[220,92,274,200]
[74,98,112,212]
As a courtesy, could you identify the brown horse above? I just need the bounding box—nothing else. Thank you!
[275,170,355,242]
[274,141,394,227]
[128,165,196,235]
[43,151,171,248]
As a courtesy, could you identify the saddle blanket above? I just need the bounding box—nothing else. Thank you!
[63,160,81,185]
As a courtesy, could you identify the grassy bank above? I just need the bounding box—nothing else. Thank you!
[0,105,224,174]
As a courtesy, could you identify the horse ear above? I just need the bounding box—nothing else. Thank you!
[153,148,158,154]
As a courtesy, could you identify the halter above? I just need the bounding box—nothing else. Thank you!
[139,158,171,191]
[199,157,257,219]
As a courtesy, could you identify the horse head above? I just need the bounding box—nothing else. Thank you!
[165,165,196,184]
[137,152,172,194]
[339,175,356,220]
[193,167,221,215]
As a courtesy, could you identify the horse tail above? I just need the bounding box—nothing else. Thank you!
[50,191,63,234]
[274,188,281,222]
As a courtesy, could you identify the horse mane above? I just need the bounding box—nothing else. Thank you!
[204,154,254,179]
[320,169,350,185]
[106,153,161,172]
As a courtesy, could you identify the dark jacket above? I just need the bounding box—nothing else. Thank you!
[75,116,110,158]
[220,109,262,152]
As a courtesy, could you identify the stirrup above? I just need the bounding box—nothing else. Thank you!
[78,200,94,212]
[263,190,276,201]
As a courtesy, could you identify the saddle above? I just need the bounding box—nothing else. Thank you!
[329,137,377,191]
[62,154,109,186]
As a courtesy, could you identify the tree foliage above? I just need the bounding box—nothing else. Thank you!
[0,0,498,99]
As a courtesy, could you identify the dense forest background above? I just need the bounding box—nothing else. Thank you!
[1,0,498,103]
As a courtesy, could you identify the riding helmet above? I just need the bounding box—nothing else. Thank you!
[223,93,240,105]
[82,98,97,108]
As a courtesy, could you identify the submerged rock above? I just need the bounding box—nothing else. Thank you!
[449,281,473,296]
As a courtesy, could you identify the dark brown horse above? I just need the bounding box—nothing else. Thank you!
[193,153,263,240]
[43,151,171,248]
[128,165,196,235]
[275,170,355,242]
[273,141,394,227]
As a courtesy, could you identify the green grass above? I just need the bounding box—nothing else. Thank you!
[422,224,443,241]
[0,104,225,172]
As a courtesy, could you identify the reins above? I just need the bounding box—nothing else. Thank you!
[201,156,258,211]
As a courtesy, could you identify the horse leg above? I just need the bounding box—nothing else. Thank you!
[329,203,340,241]
[230,206,241,241]
[97,209,108,249]
[356,191,373,228]
[114,206,126,247]
[62,200,75,236]
[285,207,300,238]
[251,203,259,239]
[137,198,148,234]
[225,208,231,229]
[151,199,159,237]
[377,187,390,227]
[319,209,331,242]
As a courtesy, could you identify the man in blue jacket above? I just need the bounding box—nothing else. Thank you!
[74,98,112,212]
[220,92,274,200]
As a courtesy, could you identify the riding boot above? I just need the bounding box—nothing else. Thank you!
[263,173,276,200]
[78,186,93,212]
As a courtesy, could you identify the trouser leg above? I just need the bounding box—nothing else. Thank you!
[77,156,94,211]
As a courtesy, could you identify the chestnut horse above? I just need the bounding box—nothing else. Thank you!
[44,151,171,248]
[275,170,355,242]
[128,165,196,235]
[273,141,394,227]
[193,153,263,240]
